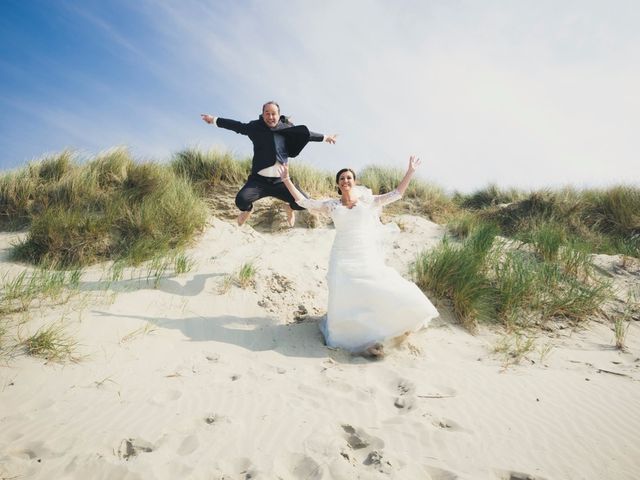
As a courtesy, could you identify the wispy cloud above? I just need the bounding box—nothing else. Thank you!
[2,0,639,190]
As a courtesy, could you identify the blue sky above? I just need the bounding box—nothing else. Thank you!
[1,0,639,192]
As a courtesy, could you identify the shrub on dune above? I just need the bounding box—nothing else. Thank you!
[14,206,113,266]
[0,169,37,228]
[413,224,499,331]
[456,184,524,210]
[116,176,207,264]
[287,163,334,196]
[172,148,251,188]
[9,149,207,267]
[0,151,78,228]
[359,164,456,221]
[415,220,612,330]
[474,186,639,258]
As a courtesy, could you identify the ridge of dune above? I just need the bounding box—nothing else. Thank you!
[1,209,639,480]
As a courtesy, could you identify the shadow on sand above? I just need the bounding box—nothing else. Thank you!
[93,310,356,362]
[79,272,223,297]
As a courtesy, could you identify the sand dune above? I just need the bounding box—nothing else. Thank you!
[1,215,639,479]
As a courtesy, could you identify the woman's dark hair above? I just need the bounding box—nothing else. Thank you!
[335,168,356,194]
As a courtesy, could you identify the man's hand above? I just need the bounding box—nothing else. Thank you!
[324,134,338,144]
[201,114,216,125]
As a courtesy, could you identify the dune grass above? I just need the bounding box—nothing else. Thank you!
[20,322,78,362]
[174,251,195,274]
[493,332,536,367]
[359,164,457,221]
[414,220,612,330]
[237,262,257,288]
[413,225,499,331]
[1,267,82,315]
[171,148,252,190]
[459,186,640,258]
[2,147,636,338]
[1,149,208,267]
[216,262,258,293]
[287,163,334,196]
[614,317,630,351]
[454,184,524,210]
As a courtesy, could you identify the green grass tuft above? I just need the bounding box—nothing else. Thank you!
[4,149,208,267]
[174,252,195,274]
[237,262,257,289]
[413,231,497,331]
[455,184,524,210]
[1,268,83,314]
[415,220,613,330]
[172,148,251,189]
[21,322,77,362]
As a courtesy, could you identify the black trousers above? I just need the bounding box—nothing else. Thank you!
[235,174,308,212]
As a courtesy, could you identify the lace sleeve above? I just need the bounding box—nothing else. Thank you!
[373,189,402,208]
[295,197,335,213]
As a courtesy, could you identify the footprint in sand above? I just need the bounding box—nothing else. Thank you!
[363,450,393,475]
[340,424,394,473]
[341,424,384,451]
[204,413,227,425]
[8,448,42,463]
[218,457,257,479]
[150,389,182,405]
[394,378,417,411]
[497,471,548,480]
[7,441,56,463]
[425,465,459,479]
[274,453,323,480]
[431,417,466,432]
[116,438,155,461]
[177,434,200,456]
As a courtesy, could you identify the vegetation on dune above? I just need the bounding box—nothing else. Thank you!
[414,221,614,331]
[7,147,634,265]
[1,149,207,266]
[20,322,78,362]
[171,148,252,190]
[413,224,499,331]
[456,186,640,257]
[0,267,82,315]
[359,164,457,222]
[1,147,637,340]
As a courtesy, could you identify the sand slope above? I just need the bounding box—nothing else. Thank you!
[1,216,639,480]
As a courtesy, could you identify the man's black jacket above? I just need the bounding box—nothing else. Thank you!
[216,116,324,175]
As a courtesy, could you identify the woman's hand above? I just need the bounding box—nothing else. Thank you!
[408,155,421,173]
[395,155,421,196]
[324,134,338,144]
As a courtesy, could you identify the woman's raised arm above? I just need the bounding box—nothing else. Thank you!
[281,164,331,213]
[396,155,421,196]
[280,164,305,203]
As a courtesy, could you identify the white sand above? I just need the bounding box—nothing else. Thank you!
[1,217,639,480]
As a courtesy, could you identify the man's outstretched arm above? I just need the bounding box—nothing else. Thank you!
[308,131,338,144]
[201,114,251,135]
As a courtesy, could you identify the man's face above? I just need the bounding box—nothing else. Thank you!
[262,104,280,128]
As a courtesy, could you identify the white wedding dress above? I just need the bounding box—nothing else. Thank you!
[297,187,439,353]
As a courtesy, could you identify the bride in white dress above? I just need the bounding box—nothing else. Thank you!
[281,156,439,358]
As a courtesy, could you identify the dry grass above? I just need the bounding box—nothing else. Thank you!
[2,149,207,267]
[20,322,78,362]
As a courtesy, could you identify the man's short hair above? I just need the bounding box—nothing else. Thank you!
[262,101,280,113]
